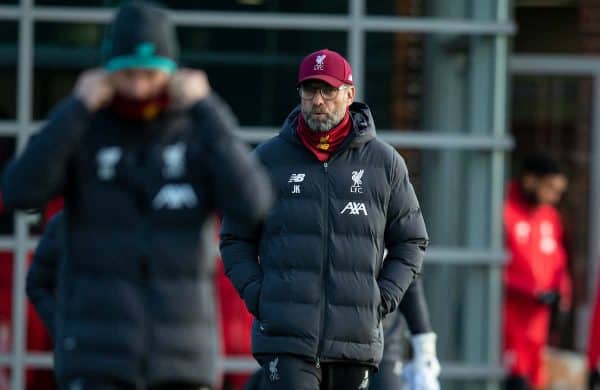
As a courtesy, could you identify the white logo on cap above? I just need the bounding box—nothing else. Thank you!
[314,54,327,70]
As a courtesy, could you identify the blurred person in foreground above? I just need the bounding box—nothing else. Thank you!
[26,213,258,390]
[1,2,272,389]
[220,48,428,389]
[588,270,600,390]
[502,154,571,390]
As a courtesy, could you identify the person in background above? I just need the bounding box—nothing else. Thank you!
[502,154,571,390]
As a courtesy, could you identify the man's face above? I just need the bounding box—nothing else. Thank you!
[300,80,355,132]
[111,68,170,100]
[522,173,568,206]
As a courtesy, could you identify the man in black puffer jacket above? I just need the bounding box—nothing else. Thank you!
[2,3,272,389]
[220,49,428,389]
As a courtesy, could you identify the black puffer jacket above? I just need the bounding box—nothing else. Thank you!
[3,93,272,386]
[220,102,428,367]
[26,212,64,337]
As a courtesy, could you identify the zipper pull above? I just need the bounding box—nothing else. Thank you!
[323,162,328,172]
[315,357,321,369]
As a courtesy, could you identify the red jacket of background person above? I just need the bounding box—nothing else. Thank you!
[502,182,572,388]
[503,182,571,344]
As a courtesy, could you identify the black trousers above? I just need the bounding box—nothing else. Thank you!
[590,370,600,390]
[256,354,372,390]
[503,375,531,390]
[369,360,402,390]
[61,377,212,390]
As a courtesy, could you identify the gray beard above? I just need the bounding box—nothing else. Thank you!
[302,109,346,133]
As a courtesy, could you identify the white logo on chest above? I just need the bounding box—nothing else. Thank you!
[288,173,306,183]
[351,169,364,193]
[289,173,305,194]
[514,221,531,241]
[153,184,197,210]
[269,357,280,381]
[539,220,557,254]
[162,142,186,178]
[96,146,122,180]
[341,202,368,216]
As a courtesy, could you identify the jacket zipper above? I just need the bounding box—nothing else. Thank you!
[315,161,329,368]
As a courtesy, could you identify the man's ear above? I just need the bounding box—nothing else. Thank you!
[346,85,355,106]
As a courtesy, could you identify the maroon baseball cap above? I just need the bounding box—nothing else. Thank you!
[297,49,354,88]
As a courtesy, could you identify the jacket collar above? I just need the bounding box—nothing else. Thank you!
[279,102,377,149]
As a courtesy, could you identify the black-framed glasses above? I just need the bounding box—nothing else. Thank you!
[298,84,349,100]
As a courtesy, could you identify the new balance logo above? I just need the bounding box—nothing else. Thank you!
[288,173,306,183]
[153,184,198,210]
[340,202,368,216]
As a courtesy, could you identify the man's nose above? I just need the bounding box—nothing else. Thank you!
[130,77,149,98]
[312,90,325,104]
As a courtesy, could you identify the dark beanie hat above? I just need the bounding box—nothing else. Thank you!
[103,1,178,74]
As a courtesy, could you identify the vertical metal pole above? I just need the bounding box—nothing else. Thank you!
[11,218,28,390]
[464,3,494,381]
[348,0,365,101]
[590,74,600,334]
[16,0,33,154]
[421,4,468,381]
[12,0,34,389]
[488,0,510,389]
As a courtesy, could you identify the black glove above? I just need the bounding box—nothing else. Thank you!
[590,370,600,390]
[536,290,560,305]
